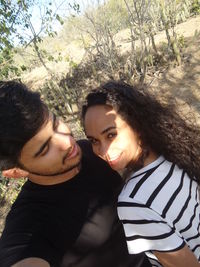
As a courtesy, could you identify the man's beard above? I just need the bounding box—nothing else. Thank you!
[18,150,82,177]
[28,161,82,177]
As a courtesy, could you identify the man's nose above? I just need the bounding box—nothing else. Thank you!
[54,133,74,151]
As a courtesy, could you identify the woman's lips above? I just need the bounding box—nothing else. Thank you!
[107,153,122,166]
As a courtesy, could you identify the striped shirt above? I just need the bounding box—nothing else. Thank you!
[117,156,200,267]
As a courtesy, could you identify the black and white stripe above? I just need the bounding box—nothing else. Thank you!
[118,156,200,267]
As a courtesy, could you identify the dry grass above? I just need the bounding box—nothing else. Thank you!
[18,15,200,91]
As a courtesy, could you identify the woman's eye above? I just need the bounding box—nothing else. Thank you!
[107,133,116,139]
[89,138,98,145]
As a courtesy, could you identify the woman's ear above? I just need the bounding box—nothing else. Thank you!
[2,168,29,179]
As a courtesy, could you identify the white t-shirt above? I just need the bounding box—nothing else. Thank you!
[118,156,200,267]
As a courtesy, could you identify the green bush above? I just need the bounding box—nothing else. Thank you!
[191,0,200,15]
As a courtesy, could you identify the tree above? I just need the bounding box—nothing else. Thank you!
[0,0,66,79]
[124,0,154,83]
[0,0,32,78]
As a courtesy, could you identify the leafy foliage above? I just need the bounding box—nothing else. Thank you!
[0,0,67,79]
[191,0,200,14]
[0,0,29,78]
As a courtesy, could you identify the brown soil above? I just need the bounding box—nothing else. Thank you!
[148,33,200,119]
[117,16,200,121]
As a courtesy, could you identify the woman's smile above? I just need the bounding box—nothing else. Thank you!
[106,152,123,166]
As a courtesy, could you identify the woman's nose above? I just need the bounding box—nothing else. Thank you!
[97,143,109,159]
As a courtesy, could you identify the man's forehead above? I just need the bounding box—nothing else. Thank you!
[23,115,52,148]
[33,112,51,132]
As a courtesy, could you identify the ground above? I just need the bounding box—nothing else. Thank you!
[116,15,200,113]
[149,32,200,120]
[139,16,200,121]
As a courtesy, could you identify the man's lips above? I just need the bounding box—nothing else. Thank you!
[63,144,79,163]
[68,144,79,159]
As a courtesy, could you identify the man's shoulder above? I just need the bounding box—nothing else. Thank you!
[78,139,122,189]
[78,139,109,170]
[78,139,100,165]
[77,139,92,153]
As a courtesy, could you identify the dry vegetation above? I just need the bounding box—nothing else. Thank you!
[18,15,200,95]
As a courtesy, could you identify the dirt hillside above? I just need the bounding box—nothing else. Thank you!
[149,33,200,118]
[23,16,200,93]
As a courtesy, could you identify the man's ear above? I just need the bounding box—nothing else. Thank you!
[2,168,29,179]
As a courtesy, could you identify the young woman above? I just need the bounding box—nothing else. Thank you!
[82,81,200,267]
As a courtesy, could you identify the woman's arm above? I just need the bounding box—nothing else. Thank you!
[154,245,200,267]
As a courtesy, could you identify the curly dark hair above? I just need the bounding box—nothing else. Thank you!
[0,81,49,170]
[82,80,200,183]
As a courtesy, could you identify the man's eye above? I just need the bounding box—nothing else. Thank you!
[40,145,49,156]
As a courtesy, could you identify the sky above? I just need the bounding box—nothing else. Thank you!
[15,0,104,45]
[26,0,78,35]
[28,0,103,33]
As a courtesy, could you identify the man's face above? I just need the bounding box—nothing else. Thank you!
[19,114,82,177]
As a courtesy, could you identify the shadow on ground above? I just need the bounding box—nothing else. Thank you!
[149,36,200,117]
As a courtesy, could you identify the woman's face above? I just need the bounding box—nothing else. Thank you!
[84,105,142,171]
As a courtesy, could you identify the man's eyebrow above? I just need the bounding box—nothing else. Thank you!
[34,114,54,158]
[34,137,51,158]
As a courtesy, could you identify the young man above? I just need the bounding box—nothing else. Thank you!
[0,81,151,267]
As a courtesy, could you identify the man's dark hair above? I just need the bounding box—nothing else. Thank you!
[0,81,48,170]
[82,80,200,182]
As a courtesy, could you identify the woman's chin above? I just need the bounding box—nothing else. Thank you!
[107,161,125,172]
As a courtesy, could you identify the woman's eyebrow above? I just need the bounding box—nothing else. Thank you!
[101,126,116,134]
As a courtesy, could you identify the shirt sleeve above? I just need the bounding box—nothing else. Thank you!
[117,200,185,254]
[0,220,60,267]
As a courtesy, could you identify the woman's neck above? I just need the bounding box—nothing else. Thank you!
[143,150,159,167]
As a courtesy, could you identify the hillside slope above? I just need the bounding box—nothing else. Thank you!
[22,16,200,91]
